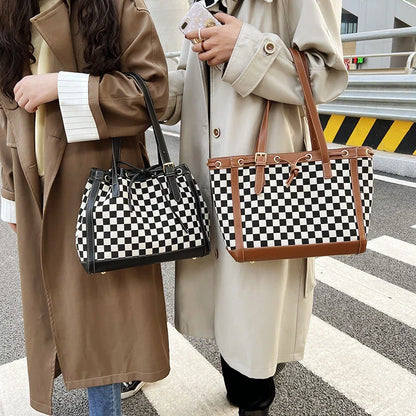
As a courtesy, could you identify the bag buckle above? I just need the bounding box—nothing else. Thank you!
[255,152,267,164]
[163,162,175,175]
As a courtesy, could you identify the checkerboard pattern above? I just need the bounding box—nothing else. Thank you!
[209,168,236,247]
[357,158,374,235]
[76,171,210,263]
[210,158,374,251]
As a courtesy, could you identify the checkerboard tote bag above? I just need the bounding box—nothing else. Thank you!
[207,49,374,263]
[76,73,210,274]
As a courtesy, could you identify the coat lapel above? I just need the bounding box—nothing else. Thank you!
[2,99,42,211]
[30,0,76,209]
[30,1,77,72]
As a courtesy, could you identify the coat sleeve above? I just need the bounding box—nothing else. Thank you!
[59,1,169,142]
[222,0,348,105]
[0,106,16,223]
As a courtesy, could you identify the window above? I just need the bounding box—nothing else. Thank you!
[341,9,358,34]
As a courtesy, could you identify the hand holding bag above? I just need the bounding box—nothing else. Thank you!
[207,49,374,263]
[76,73,210,274]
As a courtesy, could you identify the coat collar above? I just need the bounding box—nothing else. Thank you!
[30,0,77,71]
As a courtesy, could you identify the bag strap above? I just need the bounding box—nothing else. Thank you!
[253,49,333,194]
[111,73,181,202]
[289,48,332,179]
[114,73,174,169]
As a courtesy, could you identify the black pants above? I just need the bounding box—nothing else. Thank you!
[221,356,278,411]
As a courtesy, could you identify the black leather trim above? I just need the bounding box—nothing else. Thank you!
[85,171,103,274]
[124,72,182,202]
[81,245,209,274]
[183,169,211,256]
[111,138,121,198]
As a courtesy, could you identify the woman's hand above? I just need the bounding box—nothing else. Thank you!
[186,13,243,67]
[8,223,17,233]
[14,73,59,113]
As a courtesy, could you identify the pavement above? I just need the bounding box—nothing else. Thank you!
[0,128,416,416]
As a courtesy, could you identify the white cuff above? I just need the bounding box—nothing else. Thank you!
[58,71,100,143]
[1,197,16,224]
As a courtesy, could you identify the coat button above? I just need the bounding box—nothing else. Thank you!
[264,41,276,55]
[213,128,221,138]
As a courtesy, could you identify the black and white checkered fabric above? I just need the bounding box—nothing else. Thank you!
[357,158,374,235]
[76,171,210,263]
[210,158,373,250]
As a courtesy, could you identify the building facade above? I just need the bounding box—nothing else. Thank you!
[342,0,416,69]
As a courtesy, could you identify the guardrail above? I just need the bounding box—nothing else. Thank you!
[341,26,416,42]
[165,51,181,64]
[319,74,416,122]
[341,27,416,73]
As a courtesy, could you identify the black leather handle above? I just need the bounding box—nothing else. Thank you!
[111,73,181,202]
[124,72,173,167]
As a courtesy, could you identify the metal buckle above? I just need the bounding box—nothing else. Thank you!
[255,152,267,163]
[163,162,175,174]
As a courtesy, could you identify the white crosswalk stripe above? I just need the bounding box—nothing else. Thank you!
[367,235,416,267]
[143,325,236,416]
[302,316,416,416]
[374,174,416,188]
[316,257,416,329]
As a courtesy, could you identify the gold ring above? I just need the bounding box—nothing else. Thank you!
[201,40,206,52]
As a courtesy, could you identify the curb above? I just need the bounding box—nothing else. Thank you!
[327,143,416,178]
[320,114,416,156]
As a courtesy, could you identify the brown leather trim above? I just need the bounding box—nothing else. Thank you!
[253,102,271,194]
[227,240,362,263]
[350,158,367,253]
[290,49,332,179]
[208,147,374,170]
[254,165,266,195]
[256,101,271,154]
[231,167,245,262]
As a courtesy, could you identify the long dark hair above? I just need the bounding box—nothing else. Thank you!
[0,0,121,100]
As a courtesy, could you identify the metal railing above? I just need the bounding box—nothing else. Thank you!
[165,51,181,63]
[326,28,416,121]
[319,74,416,122]
[341,27,416,74]
[341,26,416,42]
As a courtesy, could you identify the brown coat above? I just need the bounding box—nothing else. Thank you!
[0,0,170,414]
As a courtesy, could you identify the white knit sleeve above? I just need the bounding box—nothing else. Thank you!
[1,197,16,224]
[57,71,100,143]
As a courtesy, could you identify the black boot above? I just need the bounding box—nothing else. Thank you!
[239,408,269,416]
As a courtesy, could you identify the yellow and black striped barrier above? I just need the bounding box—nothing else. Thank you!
[320,115,416,156]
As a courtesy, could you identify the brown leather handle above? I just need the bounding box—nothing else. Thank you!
[255,100,271,154]
[289,48,332,178]
[253,49,333,180]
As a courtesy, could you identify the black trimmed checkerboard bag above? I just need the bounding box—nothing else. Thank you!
[207,49,374,263]
[76,73,210,274]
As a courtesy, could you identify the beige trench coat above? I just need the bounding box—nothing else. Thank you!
[162,0,348,378]
[0,1,170,414]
